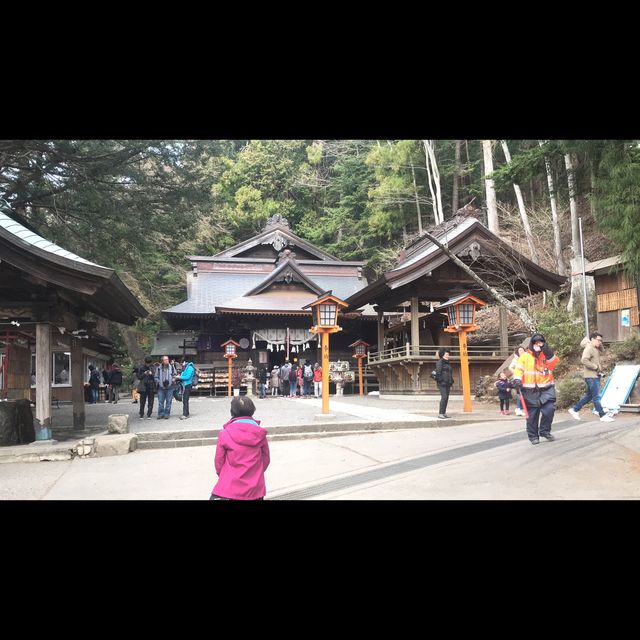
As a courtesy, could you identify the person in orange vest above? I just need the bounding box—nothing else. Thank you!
[511,333,560,445]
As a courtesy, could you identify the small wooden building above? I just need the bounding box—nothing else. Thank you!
[0,207,147,439]
[344,215,566,395]
[585,255,640,342]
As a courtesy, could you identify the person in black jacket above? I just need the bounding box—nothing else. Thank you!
[258,366,268,399]
[88,365,101,404]
[136,356,157,419]
[108,363,123,403]
[435,348,454,419]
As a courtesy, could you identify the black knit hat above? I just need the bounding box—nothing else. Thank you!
[528,333,546,350]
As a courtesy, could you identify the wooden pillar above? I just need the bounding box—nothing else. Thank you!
[411,297,420,356]
[35,322,52,440]
[321,331,330,414]
[377,310,385,354]
[71,337,85,430]
[459,330,472,413]
[499,306,509,356]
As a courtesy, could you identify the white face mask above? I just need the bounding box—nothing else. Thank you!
[533,345,542,352]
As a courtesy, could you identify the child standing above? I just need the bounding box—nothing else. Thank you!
[495,371,513,415]
[211,396,270,501]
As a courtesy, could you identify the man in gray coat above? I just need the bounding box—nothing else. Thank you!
[568,331,615,423]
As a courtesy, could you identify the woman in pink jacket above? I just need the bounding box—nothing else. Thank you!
[211,396,270,500]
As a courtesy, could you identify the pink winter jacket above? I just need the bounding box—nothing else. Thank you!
[212,416,270,500]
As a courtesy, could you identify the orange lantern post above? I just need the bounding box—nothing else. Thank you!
[437,293,486,413]
[303,291,348,414]
[349,339,370,397]
[221,338,240,397]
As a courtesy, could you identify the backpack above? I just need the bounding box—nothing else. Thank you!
[430,370,438,380]
[191,368,199,386]
[303,364,313,380]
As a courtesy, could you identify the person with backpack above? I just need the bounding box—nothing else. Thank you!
[155,355,177,419]
[176,356,196,420]
[302,360,314,398]
[88,365,101,404]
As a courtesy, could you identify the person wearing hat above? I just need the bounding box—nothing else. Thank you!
[511,333,560,445]
[435,347,454,419]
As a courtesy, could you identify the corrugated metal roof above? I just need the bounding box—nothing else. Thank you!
[584,255,624,275]
[163,271,369,315]
[0,210,102,267]
[217,289,318,313]
[390,216,477,272]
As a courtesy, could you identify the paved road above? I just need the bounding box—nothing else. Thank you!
[2,411,639,500]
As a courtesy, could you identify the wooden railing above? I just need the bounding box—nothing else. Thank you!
[368,344,512,364]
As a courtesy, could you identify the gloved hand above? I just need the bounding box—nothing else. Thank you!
[511,378,522,390]
[541,344,554,359]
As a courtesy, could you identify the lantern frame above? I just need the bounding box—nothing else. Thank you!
[349,339,370,359]
[303,291,349,333]
[221,338,240,359]
[436,293,486,333]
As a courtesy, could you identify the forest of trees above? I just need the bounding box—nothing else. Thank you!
[1,139,638,361]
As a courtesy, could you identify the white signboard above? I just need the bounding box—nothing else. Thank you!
[600,364,640,410]
[621,309,630,327]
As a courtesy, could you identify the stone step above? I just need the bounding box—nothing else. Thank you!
[136,427,432,450]
[134,417,485,444]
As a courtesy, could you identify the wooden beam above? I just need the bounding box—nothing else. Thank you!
[35,322,52,439]
[411,297,420,355]
[377,310,385,351]
[71,337,85,430]
[499,306,509,356]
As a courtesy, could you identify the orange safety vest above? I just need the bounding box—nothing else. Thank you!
[512,349,560,389]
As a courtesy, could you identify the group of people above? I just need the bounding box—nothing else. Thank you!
[435,331,616,446]
[256,359,322,399]
[87,355,197,420]
[134,355,196,420]
[87,363,123,404]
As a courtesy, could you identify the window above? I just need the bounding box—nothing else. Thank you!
[319,303,337,326]
[458,303,475,325]
[53,352,71,386]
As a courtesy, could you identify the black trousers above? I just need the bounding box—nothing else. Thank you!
[282,379,290,396]
[139,389,155,417]
[525,401,555,441]
[182,384,192,416]
[438,383,451,415]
